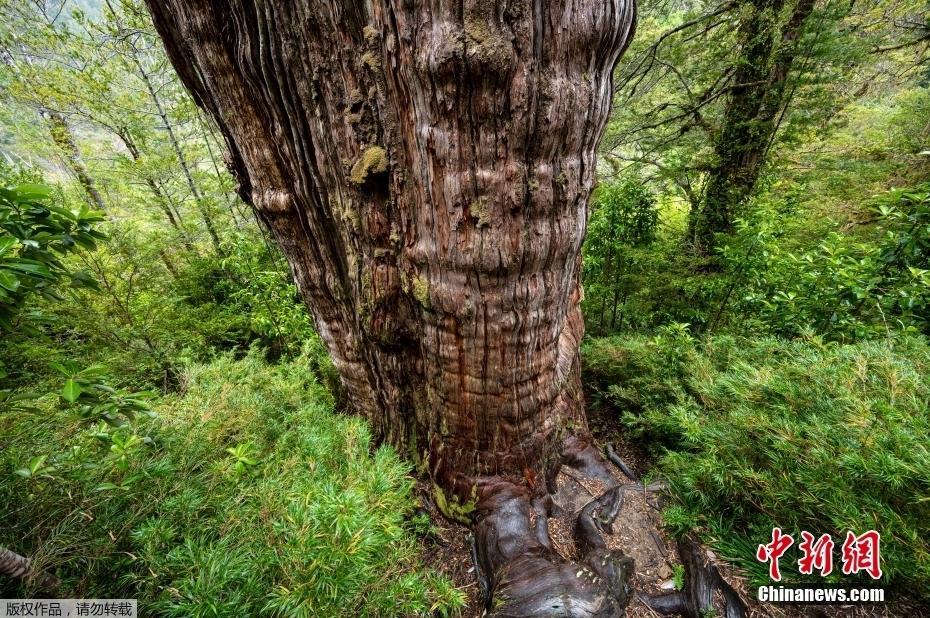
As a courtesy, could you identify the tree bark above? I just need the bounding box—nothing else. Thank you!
[46,111,107,212]
[0,546,58,591]
[689,0,816,257]
[145,1,635,614]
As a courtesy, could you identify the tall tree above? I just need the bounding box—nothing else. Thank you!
[689,0,816,255]
[605,0,929,257]
[144,0,637,613]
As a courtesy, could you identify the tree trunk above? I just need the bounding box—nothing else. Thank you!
[145,1,635,614]
[117,127,199,252]
[0,546,58,591]
[689,0,816,256]
[128,46,225,255]
[46,111,107,212]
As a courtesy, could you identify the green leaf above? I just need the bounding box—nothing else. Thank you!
[0,270,21,292]
[46,205,78,221]
[28,455,47,474]
[62,379,82,402]
[0,236,17,256]
[13,184,53,201]
[5,261,52,277]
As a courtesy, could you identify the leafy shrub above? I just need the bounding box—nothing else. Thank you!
[716,185,930,340]
[0,178,104,330]
[583,330,930,597]
[174,233,315,358]
[582,177,661,335]
[0,350,464,616]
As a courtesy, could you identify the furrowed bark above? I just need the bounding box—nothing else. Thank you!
[144,1,636,613]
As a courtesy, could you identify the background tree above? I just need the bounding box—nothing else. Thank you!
[604,0,929,256]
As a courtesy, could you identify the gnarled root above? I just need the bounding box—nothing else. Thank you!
[472,437,635,617]
[638,535,748,618]
[467,436,749,617]
[474,481,633,617]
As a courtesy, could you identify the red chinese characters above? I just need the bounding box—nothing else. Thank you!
[841,530,882,580]
[758,528,882,581]
[798,531,834,576]
[757,527,794,581]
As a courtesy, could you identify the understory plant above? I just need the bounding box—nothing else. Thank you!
[583,328,930,598]
[0,349,464,617]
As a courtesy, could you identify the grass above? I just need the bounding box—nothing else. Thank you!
[0,347,465,617]
[583,328,930,598]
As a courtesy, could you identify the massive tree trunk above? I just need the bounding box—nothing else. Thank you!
[689,0,816,257]
[145,1,635,614]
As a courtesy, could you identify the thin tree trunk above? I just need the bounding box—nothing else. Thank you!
[127,45,224,255]
[45,111,106,211]
[0,546,58,591]
[117,128,198,253]
[146,1,636,614]
[159,250,180,279]
[609,256,628,331]
[599,243,617,335]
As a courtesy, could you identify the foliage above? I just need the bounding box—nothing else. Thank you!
[672,563,685,591]
[582,177,660,334]
[604,0,927,218]
[583,329,930,598]
[714,184,930,340]
[0,0,928,611]
[0,350,465,616]
[0,176,103,331]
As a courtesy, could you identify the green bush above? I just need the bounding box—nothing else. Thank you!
[0,349,464,616]
[582,177,662,335]
[583,329,930,596]
[716,184,930,341]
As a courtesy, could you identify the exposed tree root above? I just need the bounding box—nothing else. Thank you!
[637,533,749,618]
[606,444,640,483]
[470,436,749,618]
[0,546,59,592]
[470,438,631,617]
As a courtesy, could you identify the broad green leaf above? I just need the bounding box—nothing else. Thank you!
[28,455,47,473]
[0,236,16,256]
[0,270,20,292]
[62,378,82,402]
[13,184,53,201]
[6,261,51,277]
